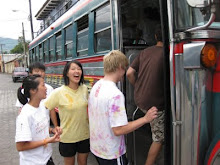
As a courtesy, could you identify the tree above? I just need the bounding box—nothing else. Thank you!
[10,37,30,54]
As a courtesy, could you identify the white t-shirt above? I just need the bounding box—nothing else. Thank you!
[88,79,128,159]
[15,103,52,165]
[15,83,54,108]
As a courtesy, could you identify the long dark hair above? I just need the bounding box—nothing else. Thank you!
[17,75,41,105]
[63,60,84,86]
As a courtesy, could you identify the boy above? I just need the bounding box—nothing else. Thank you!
[88,50,158,165]
[15,62,59,126]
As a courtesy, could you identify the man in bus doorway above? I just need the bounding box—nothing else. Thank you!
[126,25,165,165]
[88,50,158,165]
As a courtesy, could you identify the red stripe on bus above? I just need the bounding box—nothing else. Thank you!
[213,72,220,92]
[207,141,220,165]
[206,53,220,92]
[77,56,104,63]
[45,74,103,78]
[45,61,67,67]
[29,0,92,47]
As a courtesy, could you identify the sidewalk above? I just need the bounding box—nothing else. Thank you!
[0,73,97,165]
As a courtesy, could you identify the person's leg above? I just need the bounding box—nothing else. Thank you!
[145,110,165,165]
[59,142,77,165]
[77,139,90,165]
[145,142,162,165]
[77,153,89,165]
[64,156,75,165]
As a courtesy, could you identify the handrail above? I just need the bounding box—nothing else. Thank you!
[132,107,139,165]
[186,13,216,32]
[167,0,178,164]
[186,4,216,32]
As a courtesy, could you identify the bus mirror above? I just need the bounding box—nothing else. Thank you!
[186,0,210,7]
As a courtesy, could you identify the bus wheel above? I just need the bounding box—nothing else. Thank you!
[204,132,220,165]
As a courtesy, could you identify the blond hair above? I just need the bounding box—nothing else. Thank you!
[103,50,128,74]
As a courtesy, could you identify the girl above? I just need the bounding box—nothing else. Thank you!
[44,60,89,165]
[15,75,61,165]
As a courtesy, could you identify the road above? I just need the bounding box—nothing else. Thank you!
[0,73,97,165]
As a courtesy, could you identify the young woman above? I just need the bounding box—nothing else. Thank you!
[44,60,90,165]
[15,75,61,165]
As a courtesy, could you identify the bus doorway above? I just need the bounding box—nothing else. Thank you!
[118,0,165,164]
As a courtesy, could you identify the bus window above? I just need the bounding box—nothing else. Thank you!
[29,50,32,63]
[34,47,39,61]
[39,44,43,62]
[49,37,54,61]
[94,3,111,52]
[56,32,62,60]
[32,49,34,62]
[43,40,48,62]
[65,24,73,59]
[77,15,88,56]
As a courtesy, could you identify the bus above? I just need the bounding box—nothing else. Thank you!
[29,0,220,164]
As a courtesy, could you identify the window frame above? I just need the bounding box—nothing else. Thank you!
[94,3,112,53]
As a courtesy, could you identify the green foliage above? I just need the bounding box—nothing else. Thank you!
[10,36,30,54]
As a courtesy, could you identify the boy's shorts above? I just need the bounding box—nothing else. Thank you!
[150,110,165,143]
[59,139,90,157]
[94,154,128,165]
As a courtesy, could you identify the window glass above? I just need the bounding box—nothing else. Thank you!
[95,4,111,31]
[95,29,111,52]
[31,49,34,62]
[174,0,220,31]
[43,40,48,62]
[39,44,43,62]
[34,47,38,61]
[56,32,62,60]
[94,3,111,52]
[77,15,88,56]
[65,24,73,58]
[29,50,32,63]
[49,37,54,61]
[65,43,73,58]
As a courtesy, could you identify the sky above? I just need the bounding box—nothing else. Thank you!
[0,0,46,41]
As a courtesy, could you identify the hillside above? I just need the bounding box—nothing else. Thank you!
[0,37,18,53]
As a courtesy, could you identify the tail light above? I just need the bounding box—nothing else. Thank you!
[201,44,217,68]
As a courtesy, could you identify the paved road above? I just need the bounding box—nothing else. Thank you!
[0,73,97,165]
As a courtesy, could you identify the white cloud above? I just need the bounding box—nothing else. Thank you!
[0,0,46,41]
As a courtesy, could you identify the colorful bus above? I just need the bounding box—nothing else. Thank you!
[29,0,220,164]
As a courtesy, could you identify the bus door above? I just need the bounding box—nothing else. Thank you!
[118,0,165,164]
[169,0,220,164]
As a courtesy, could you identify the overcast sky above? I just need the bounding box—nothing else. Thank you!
[0,0,46,41]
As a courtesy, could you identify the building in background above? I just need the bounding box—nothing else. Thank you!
[0,54,26,73]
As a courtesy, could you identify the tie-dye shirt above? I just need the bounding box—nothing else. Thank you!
[88,79,128,159]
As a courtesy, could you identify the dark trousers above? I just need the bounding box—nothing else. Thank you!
[95,154,128,165]
[46,157,54,165]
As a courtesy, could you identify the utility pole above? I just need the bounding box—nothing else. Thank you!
[28,0,34,40]
[0,44,5,73]
[22,22,28,68]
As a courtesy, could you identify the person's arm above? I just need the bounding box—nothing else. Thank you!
[112,106,157,136]
[16,133,60,151]
[50,109,58,127]
[126,67,136,86]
